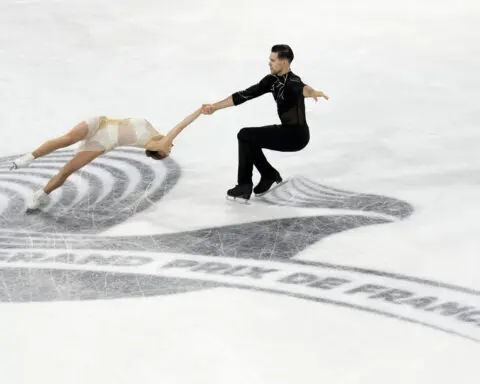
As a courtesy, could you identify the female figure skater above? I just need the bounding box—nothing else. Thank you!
[11,107,202,210]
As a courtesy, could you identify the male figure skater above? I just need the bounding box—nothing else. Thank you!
[202,44,329,201]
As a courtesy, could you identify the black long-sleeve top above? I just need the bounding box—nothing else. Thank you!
[232,71,308,126]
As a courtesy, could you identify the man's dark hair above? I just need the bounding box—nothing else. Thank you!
[271,44,294,63]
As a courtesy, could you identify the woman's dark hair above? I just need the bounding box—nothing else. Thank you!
[271,44,294,63]
[145,149,167,160]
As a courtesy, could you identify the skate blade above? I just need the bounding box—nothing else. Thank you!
[226,195,251,204]
[254,179,288,197]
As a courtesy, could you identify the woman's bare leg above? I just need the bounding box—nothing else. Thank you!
[43,150,104,194]
[12,121,91,171]
[32,121,90,159]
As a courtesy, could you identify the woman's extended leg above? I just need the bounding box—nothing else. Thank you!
[12,120,90,169]
[43,150,104,194]
[27,149,104,209]
[32,121,90,158]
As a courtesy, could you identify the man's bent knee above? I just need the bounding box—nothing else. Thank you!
[237,127,254,140]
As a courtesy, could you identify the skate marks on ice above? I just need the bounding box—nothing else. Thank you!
[0,267,220,302]
[0,148,181,234]
[0,153,411,255]
[254,176,412,219]
[0,149,218,298]
[2,211,480,344]
[3,153,480,344]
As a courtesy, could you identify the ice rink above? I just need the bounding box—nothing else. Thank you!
[0,0,479,382]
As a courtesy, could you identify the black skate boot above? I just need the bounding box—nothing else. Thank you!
[254,171,283,196]
[226,184,253,203]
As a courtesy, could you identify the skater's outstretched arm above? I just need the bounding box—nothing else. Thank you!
[202,75,274,115]
[145,107,202,154]
[202,95,234,115]
[303,85,329,102]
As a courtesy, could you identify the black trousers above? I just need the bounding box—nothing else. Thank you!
[236,124,310,185]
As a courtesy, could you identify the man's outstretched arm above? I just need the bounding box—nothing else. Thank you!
[202,75,273,115]
[303,85,329,102]
[202,95,234,114]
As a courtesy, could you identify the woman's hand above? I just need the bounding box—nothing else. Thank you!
[152,137,174,157]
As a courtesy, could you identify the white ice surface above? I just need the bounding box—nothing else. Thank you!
[0,0,479,383]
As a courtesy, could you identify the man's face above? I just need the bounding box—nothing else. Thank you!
[269,52,287,75]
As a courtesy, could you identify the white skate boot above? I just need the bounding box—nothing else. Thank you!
[26,189,49,210]
[10,153,35,170]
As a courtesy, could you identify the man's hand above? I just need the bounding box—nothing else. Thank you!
[303,86,329,102]
[201,104,216,115]
[311,90,329,102]
[201,96,234,115]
